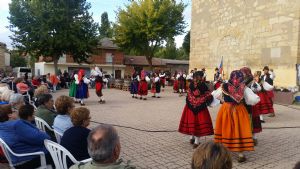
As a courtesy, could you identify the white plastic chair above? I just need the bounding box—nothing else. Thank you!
[44,140,91,169]
[0,138,48,169]
[35,117,54,133]
[53,129,63,144]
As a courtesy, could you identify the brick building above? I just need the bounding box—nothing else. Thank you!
[35,38,126,78]
[190,0,300,87]
[0,42,10,69]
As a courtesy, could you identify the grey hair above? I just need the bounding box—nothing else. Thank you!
[87,124,120,162]
[9,93,24,105]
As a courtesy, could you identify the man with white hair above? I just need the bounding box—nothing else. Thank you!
[70,124,135,169]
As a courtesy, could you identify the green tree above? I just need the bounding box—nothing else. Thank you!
[182,31,190,55]
[99,12,112,38]
[10,50,27,68]
[114,0,186,70]
[8,0,98,74]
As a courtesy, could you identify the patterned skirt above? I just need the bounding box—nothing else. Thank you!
[215,102,254,152]
[178,105,214,137]
[257,91,274,115]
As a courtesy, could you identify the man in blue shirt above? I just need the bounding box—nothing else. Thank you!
[0,104,53,169]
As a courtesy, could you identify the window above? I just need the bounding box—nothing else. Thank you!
[106,53,113,63]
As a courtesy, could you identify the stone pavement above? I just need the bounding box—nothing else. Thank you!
[1,87,300,169]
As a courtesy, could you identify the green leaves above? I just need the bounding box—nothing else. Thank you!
[114,0,186,69]
[8,0,98,71]
[99,12,113,39]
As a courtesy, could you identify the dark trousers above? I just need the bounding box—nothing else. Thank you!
[15,154,54,169]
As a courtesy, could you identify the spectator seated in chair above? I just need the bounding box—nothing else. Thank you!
[35,94,56,139]
[61,107,91,167]
[0,104,54,169]
[53,95,74,134]
[70,124,135,169]
[0,104,18,163]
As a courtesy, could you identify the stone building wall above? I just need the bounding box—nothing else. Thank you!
[0,42,7,68]
[190,0,300,87]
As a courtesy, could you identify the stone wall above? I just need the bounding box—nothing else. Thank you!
[190,0,300,87]
[0,42,7,68]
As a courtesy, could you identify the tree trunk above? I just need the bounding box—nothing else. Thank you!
[146,56,153,71]
[53,57,59,75]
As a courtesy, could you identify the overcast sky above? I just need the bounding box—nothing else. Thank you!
[0,0,191,49]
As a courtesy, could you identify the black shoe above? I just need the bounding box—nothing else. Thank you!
[254,139,258,146]
[80,103,85,106]
[132,96,134,98]
[156,96,161,98]
[152,96,156,98]
[190,139,195,145]
[143,98,147,100]
[140,97,142,100]
[260,120,265,123]
[238,156,247,163]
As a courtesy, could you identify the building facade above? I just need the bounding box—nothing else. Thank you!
[0,42,10,69]
[35,38,126,78]
[190,0,300,87]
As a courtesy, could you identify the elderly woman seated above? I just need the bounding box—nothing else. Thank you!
[0,104,53,169]
[70,124,135,169]
[53,95,74,134]
[61,107,91,167]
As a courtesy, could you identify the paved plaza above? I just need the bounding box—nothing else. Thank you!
[2,87,300,169]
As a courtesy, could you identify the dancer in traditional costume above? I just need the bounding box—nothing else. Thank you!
[213,68,222,90]
[75,69,90,106]
[130,70,139,99]
[250,72,263,145]
[92,67,105,104]
[173,71,179,93]
[69,70,78,102]
[159,70,166,91]
[258,66,275,119]
[178,71,187,96]
[178,71,214,148]
[138,70,149,100]
[240,67,262,146]
[212,70,260,162]
[151,73,161,98]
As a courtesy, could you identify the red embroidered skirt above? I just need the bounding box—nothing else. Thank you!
[138,81,148,96]
[257,91,274,114]
[178,105,214,137]
[251,104,262,133]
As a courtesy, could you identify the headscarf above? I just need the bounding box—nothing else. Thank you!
[240,67,253,85]
[78,69,85,81]
[225,70,245,103]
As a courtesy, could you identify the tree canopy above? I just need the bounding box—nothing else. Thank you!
[182,31,190,55]
[10,50,27,68]
[99,12,113,38]
[114,0,186,70]
[8,0,98,73]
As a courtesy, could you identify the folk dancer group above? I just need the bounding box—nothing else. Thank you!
[69,66,106,105]
[178,66,275,163]
[130,69,164,100]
